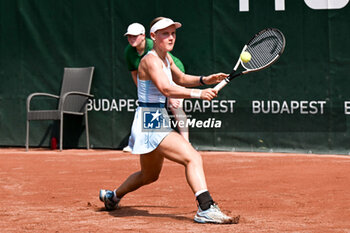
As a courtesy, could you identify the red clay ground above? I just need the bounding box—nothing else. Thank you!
[0,148,349,232]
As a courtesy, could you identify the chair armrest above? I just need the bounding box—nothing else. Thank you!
[27,93,60,112]
[61,91,94,100]
[60,91,94,110]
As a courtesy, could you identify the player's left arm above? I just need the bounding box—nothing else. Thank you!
[168,54,227,87]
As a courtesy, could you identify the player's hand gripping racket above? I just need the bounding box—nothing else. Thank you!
[214,28,286,91]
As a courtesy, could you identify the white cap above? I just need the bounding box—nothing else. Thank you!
[150,18,182,34]
[124,23,145,36]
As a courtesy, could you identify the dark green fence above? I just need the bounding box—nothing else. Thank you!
[1,0,350,154]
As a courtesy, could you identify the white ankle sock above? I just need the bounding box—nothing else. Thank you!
[113,189,120,202]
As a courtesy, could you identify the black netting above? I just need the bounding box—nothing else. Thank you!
[243,29,285,70]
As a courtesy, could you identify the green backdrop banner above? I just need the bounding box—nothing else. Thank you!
[1,0,350,154]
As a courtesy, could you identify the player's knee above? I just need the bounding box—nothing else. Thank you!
[185,152,203,167]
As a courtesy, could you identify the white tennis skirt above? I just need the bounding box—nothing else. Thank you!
[128,105,173,154]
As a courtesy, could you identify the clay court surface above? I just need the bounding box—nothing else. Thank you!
[0,148,349,232]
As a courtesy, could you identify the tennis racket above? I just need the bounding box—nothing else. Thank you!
[214,28,286,91]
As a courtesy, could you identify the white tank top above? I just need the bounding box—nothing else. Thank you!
[137,51,173,103]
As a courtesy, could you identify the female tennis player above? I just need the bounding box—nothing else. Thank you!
[100,17,239,224]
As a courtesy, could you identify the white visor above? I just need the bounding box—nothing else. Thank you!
[150,18,182,34]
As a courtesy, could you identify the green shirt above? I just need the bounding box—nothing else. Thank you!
[124,38,185,73]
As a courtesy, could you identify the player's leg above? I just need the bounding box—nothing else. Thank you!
[156,131,238,224]
[102,131,207,209]
[156,131,205,193]
[115,152,164,198]
[100,151,164,210]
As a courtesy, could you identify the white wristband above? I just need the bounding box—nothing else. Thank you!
[190,89,202,99]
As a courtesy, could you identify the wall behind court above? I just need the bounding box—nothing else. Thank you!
[0,0,350,154]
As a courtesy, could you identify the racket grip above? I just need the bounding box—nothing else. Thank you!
[213,79,229,92]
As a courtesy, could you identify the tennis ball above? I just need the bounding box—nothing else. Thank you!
[241,51,251,63]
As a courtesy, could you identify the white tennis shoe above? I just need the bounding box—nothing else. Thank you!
[122,146,132,153]
[194,203,239,224]
[99,189,120,210]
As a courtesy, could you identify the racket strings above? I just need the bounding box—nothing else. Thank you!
[244,29,285,70]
